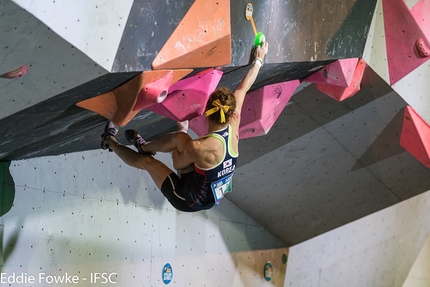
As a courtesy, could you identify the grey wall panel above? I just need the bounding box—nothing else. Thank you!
[0,1,107,119]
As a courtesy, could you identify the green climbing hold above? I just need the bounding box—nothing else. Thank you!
[0,161,15,217]
[254,32,266,47]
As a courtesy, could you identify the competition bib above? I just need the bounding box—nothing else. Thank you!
[211,173,233,206]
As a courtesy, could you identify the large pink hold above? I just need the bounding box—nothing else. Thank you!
[146,69,223,121]
[400,106,430,169]
[189,80,300,139]
[315,59,367,101]
[304,58,359,87]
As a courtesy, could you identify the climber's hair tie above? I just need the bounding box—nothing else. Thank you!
[204,87,236,124]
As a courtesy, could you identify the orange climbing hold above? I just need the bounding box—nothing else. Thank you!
[152,0,231,69]
[76,69,192,126]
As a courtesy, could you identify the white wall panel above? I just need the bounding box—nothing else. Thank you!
[284,189,430,287]
[0,1,107,120]
[402,232,430,287]
[12,0,133,71]
[362,0,390,84]
[2,149,287,286]
[392,61,430,124]
[363,0,430,124]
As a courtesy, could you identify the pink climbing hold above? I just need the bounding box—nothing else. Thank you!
[189,80,300,139]
[415,38,430,58]
[400,106,430,169]
[304,58,359,87]
[133,71,173,111]
[146,69,223,121]
[315,59,367,101]
[7,65,27,78]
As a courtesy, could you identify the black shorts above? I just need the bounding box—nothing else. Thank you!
[160,172,214,212]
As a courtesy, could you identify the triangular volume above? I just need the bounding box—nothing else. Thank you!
[400,106,430,168]
[152,0,231,69]
[382,0,430,85]
[191,81,300,139]
[304,58,359,87]
[316,59,366,101]
[239,80,300,139]
[76,70,191,126]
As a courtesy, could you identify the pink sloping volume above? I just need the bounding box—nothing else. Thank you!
[189,80,300,139]
[304,58,359,87]
[146,69,223,121]
[315,59,367,101]
[382,0,430,85]
[400,106,430,169]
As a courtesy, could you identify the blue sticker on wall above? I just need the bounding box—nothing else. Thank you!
[162,263,173,284]
[264,261,273,281]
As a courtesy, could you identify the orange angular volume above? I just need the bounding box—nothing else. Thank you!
[76,69,192,126]
[152,0,231,70]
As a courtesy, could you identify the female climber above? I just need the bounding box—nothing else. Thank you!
[100,41,268,212]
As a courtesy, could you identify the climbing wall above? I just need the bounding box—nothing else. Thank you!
[3,1,430,286]
[12,0,134,71]
[0,150,288,286]
[284,189,430,287]
[0,1,108,120]
[1,0,377,161]
[363,0,430,176]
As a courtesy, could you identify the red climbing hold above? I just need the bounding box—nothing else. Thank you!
[416,38,430,58]
[7,66,27,78]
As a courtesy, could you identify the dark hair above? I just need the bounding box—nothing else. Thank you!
[205,87,236,124]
